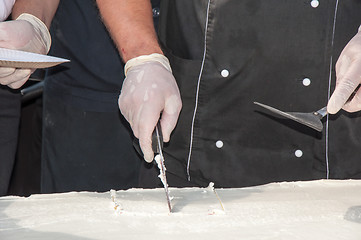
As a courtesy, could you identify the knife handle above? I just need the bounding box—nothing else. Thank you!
[132,120,163,156]
[152,121,163,154]
[347,84,361,103]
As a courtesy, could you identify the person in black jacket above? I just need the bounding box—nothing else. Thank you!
[0,0,51,196]
[116,0,361,188]
[5,0,361,191]
[3,0,162,194]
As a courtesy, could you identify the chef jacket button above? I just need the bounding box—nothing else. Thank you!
[221,69,229,78]
[295,149,303,158]
[302,78,311,86]
[310,0,319,8]
[152,7,160,18]
[216,140,224,148]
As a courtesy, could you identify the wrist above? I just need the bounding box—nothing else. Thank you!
[16,13,51,53]
[120,44,163,63]
[124,53,172,76]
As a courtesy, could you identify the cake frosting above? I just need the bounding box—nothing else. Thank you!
[1,180,361,239]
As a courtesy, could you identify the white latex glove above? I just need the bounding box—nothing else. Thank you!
[327,28,361,114]
[0,0,15,21]
[119,53,182,162]
[0,13,51,89]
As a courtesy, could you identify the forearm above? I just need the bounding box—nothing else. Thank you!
[96,0,162,62]
[11,0,59,28]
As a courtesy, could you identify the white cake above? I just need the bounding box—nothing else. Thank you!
[1,180,361,240]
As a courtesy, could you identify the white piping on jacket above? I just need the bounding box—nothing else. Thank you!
[186,0,212,181]
[326,0,340,179]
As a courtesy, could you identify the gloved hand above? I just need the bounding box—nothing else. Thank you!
[327,28,361,114]
[0,0,15,21]
[0,13,51,89]
[119,53,182,162]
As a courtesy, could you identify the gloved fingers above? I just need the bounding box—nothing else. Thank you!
[0,20,32,50]
[342,88,361,112]
[0,68,31,88]
[328,79,358,114]
[137,121,158,162]
[161,96,182,142]
[335,54,351,81]
[139,136,154,163]
[0,0,15,22]
[0,67,16,77]
[0,15,50,54]
[327,59,361,114]
[136,104,162,163]
[119,93,153,162]
[8,75,30,89]
[118,91,139,135]
[130,104,143,139]
[160,112,179,143]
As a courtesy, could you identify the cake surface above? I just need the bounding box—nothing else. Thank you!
[1,180,361,239]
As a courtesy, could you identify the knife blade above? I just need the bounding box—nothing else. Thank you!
[152,121,172,213]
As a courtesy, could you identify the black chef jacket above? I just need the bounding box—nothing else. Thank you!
[153,0,361,188]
